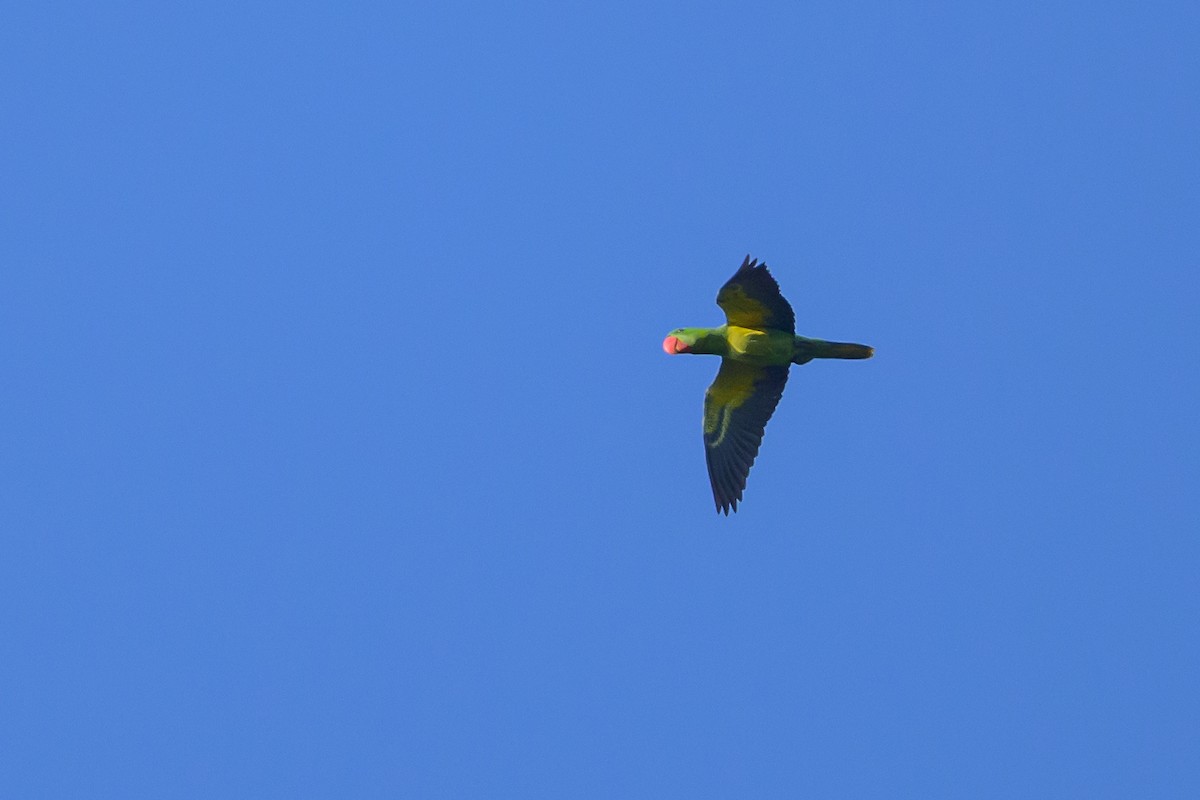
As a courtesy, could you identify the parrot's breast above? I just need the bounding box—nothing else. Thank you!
[725,326,795,366]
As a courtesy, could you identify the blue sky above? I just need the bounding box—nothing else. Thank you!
[3,1,1198,796]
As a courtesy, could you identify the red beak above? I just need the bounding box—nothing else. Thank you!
[663,335,690,354]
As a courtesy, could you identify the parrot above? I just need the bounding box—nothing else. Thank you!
[663,255,873,514]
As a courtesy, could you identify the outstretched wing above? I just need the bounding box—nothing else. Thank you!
[703,359,790,514]
[715,255,795,334]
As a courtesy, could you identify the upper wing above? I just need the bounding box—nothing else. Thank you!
[715,255,795,334]
[703,359,790,514]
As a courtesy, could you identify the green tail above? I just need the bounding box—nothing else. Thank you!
[792,336,874,365]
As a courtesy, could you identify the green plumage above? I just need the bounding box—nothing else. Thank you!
[663,256,873,514]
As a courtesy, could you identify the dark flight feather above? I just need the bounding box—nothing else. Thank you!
[715,255,796,334]
[703,360,789,514]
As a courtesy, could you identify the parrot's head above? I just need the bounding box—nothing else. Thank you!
[662,329,697,355]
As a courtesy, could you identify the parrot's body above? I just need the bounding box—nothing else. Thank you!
[663,256,873,515]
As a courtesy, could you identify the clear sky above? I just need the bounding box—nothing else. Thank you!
[3,1,1198,797]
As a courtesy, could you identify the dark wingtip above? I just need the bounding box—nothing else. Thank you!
[739,253,771,276]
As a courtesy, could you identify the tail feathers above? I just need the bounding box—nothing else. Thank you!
[793,338,874,364]
[815,341,874,359]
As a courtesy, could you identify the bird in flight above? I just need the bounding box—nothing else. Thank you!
[663,255,873,514]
